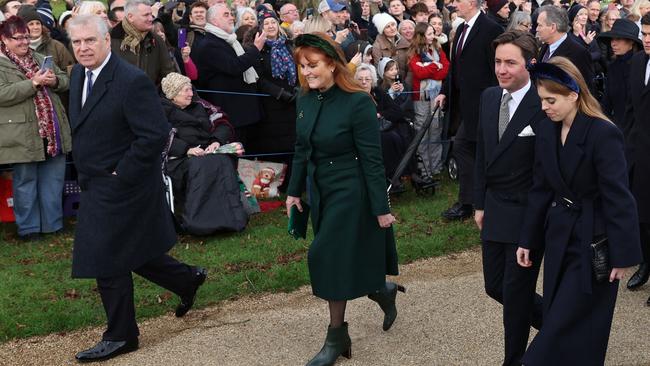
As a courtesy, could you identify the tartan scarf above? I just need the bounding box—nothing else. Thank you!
[0,42,59,157]
[120,18,147,55]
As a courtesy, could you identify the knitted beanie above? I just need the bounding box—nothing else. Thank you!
[372,12,397,35]
[161,73,192,100]
[568,4,585,24]
[377,56,395,78]
[257,7,278,25]
[487,0,508,14]
[17,5,41,25]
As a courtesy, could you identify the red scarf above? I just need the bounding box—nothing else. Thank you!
[1,42,59,157]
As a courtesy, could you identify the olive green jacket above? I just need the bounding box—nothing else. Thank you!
[0,52,72,164]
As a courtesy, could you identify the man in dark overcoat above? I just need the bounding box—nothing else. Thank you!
[474,31,545,366]
[435,0,503,221]
[624,14,650,303]
[192,4,266,143]
[66,15,207,362]
[536,5,595,91]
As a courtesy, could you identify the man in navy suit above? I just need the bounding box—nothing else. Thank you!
[66,15,207,362]
[435,0,503,221]
[474,30,545,366]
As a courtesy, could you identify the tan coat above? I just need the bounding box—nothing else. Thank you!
[372,33,411,81]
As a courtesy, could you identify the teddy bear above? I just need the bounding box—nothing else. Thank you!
[251,167,276,199]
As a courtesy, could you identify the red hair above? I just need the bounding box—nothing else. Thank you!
[293,32,368,96]
[0,16,29,39]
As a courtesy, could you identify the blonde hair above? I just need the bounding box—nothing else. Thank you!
[303,15,332,34]
[78,1,107,16]
[537,56,611,123]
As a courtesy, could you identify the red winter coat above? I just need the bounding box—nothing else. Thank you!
[408,48,449,101]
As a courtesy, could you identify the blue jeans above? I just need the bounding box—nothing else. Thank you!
[12,155,65,236]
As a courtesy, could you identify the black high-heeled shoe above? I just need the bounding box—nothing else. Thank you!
[368,282,406,331]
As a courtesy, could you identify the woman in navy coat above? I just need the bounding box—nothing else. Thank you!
[516,57,642,365]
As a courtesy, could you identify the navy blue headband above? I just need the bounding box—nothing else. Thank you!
[527,62,580,94]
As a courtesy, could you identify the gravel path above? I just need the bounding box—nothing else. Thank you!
[2,248,650,366]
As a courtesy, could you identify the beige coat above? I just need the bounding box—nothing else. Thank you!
[372,33,411,81]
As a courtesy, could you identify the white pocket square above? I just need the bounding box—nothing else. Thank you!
[518,125,535,137]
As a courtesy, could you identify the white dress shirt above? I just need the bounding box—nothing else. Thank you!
[459,10,481,50]
[502,80,531,122]
[82,52,111,106]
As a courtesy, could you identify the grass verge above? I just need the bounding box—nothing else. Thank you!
[0,176,479,342]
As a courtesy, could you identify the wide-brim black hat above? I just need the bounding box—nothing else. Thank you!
[598,18,642,47]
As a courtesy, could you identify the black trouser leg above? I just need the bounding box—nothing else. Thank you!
[452,122,476,205]
[639,223,650,263]
[134,254,194,299]
[97,274,139,341]
[482,241,543,366]
[97,254,194,341]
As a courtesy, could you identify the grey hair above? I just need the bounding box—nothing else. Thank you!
[125,0,152,16]
[207,3,229,24]
[475,0,484,8]
[506,11,532,31]
[67,14,110,38]
[355,63,378,87]
[235,6,256,29]
[538,5,569,33]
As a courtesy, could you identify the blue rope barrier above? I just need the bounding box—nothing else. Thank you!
[196,89,272,97]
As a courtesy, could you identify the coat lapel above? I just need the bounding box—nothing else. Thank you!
[540,113,591,199]
[73,54,118,131]
[488,87,540,166]
[461,13,484,54]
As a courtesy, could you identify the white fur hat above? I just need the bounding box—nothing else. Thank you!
[372,12,397,35]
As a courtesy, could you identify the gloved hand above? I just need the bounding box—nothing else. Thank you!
[277,88,297,103]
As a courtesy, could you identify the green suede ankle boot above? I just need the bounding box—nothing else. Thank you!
[367,281,406,331]
[305,322,352,366]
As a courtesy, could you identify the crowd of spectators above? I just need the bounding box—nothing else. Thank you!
[0,0,649,239]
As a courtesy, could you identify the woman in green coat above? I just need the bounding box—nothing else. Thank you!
[285,33,403,366]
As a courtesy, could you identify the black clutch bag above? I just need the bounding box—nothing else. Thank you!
[288,201,310,240]
[591,236,610,283]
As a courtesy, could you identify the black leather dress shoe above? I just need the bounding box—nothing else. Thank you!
[175,267,208,317]
[75,339,138,363]
[627,263,650,290]
[441,202,473,221]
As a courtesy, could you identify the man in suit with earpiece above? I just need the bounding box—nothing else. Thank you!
[474,30,546,366]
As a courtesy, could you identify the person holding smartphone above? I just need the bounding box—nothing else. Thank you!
[0,16,72,241]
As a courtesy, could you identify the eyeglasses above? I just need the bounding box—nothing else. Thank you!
[520,22,532,28]
[9,35,30,42]
[356,78,373,83]
[282,9,298,15]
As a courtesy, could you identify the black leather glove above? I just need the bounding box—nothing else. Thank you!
[277,88,297,103]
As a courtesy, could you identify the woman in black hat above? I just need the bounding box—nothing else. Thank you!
[598,18,642,131]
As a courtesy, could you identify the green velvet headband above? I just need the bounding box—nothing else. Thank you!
[294,33,344,64]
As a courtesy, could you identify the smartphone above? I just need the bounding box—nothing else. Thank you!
[344,19,351,28]
[40,56,53,73]
[395,74,401,83]
[177,28,187,49]
[305,7,314,19]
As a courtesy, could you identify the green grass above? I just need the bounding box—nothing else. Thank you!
[0,177,479,342]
